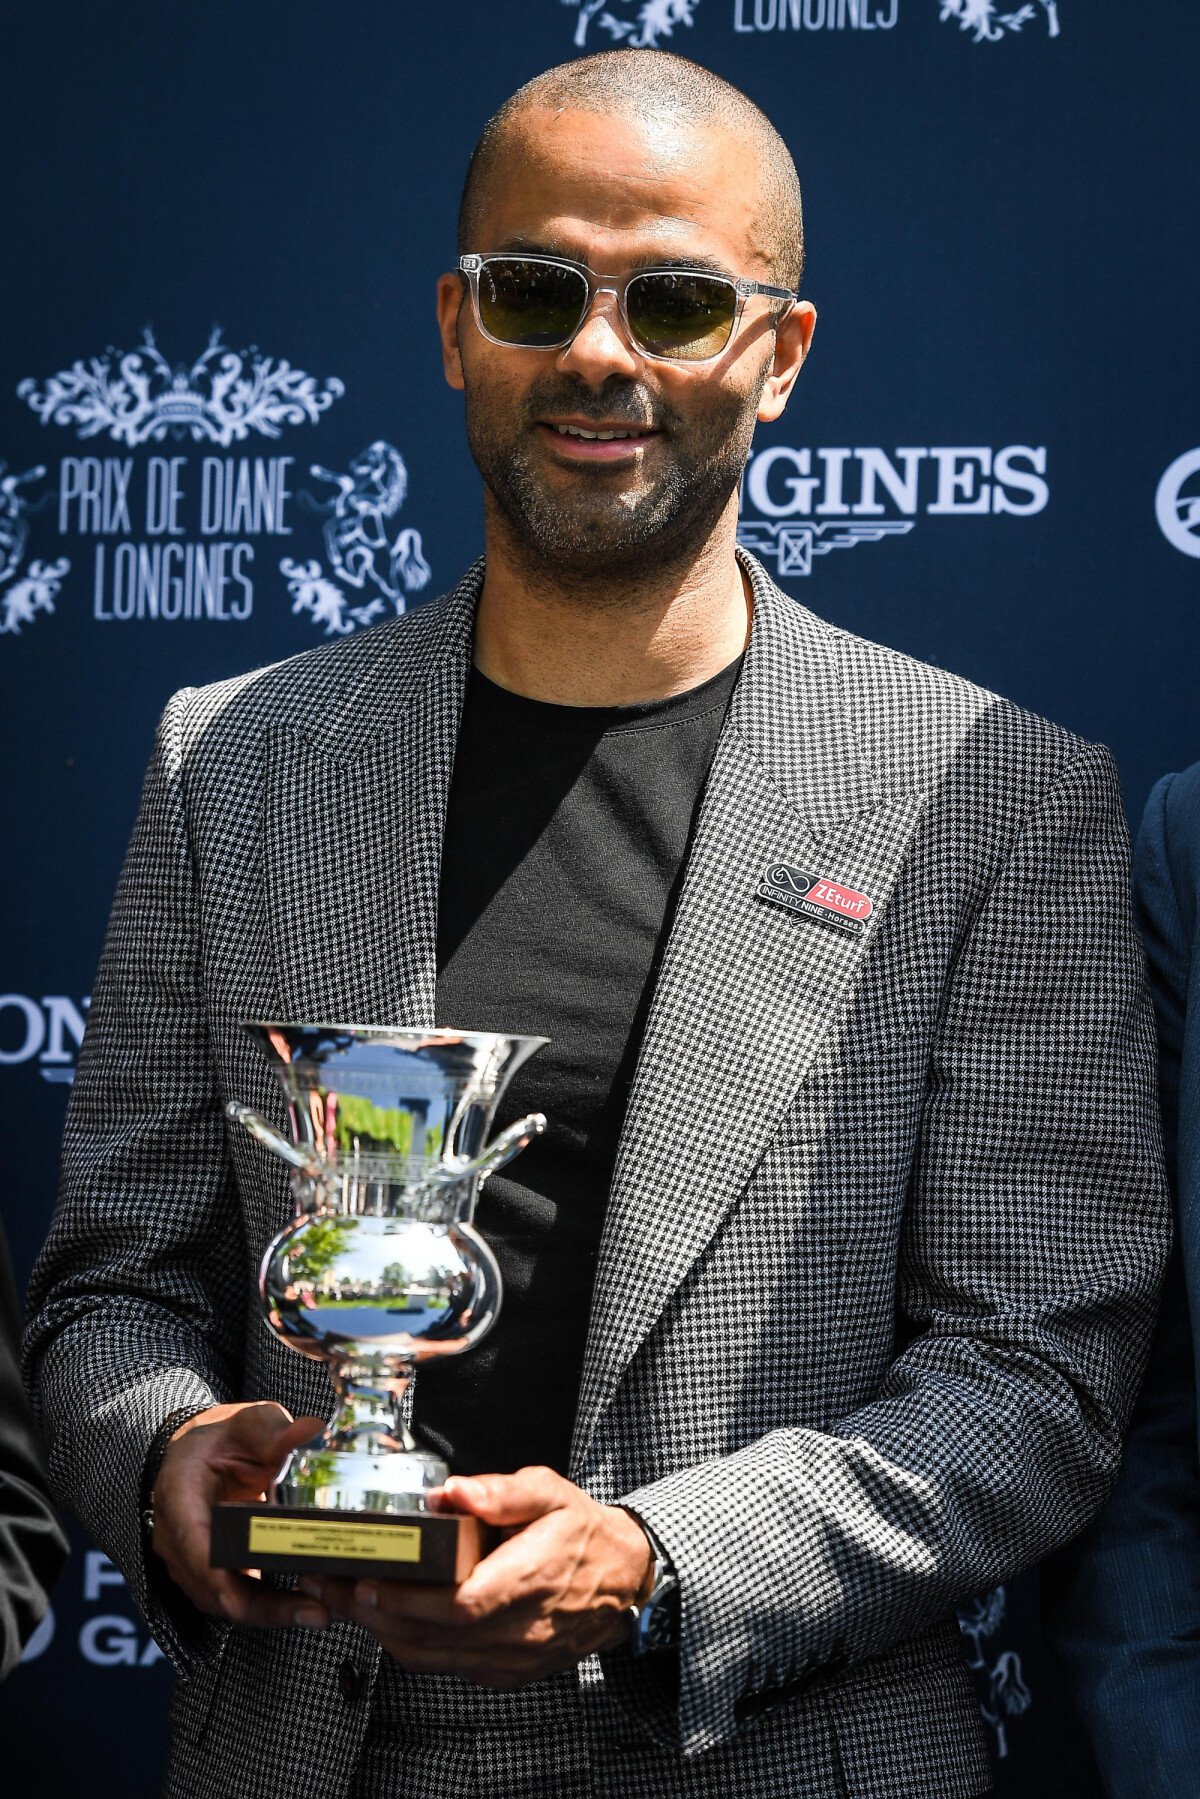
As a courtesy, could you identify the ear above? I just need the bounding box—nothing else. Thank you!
[758,301,816,424]
[437,272,467,392]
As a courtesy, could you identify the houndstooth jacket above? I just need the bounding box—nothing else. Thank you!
[24,554,1168,1799]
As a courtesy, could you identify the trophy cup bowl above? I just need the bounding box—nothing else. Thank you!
[209,1022,546,1585]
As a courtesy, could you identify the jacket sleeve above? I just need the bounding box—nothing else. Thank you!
[0,1222,68,1682]
[1041,767,1200,1794]
[22,688,245,1671]
[611,744,1171,1755]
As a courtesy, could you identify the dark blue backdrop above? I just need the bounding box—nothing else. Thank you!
[2,3,1197,1793]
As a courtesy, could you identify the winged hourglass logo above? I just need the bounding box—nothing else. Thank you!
[560,0,699,51]
[938,0,1060,41]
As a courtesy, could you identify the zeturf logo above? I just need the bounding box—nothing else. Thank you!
[1155,449,1200,560]
[757,865,873,935]
[5,328,431,639]
[938,0,1059,43]
[737,443,1048,577]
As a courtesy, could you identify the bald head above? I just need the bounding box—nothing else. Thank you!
[458,49,804,289]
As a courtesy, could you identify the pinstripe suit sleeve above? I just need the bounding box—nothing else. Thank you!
[22,689,246,1670]
[616,743,1169,1754]
[1041,769,1200,1797]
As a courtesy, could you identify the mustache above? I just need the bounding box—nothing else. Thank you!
[521,374,680,433]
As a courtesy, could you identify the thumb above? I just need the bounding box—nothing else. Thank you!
[441,1465,570,1527]
[225,1404,323,1462]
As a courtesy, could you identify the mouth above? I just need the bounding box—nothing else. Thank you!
[537,418,661,462]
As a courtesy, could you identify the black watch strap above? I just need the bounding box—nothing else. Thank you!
[625,1513,680,1656]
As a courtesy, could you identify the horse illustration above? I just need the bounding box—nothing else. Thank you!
[302,442,431,613]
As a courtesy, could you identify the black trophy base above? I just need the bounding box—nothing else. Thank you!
[210,1502,490,1584]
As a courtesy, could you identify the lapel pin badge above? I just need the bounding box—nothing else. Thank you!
[757,863,873,938]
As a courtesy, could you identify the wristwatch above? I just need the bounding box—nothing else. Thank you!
[626,1516,680,1656]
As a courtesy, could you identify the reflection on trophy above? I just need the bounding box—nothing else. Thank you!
[209,1022,546,1583]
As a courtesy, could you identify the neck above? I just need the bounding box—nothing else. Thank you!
[472,491,751,706]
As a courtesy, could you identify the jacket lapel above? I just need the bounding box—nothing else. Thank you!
[263,567,479,1027]
[573,560,924,1466]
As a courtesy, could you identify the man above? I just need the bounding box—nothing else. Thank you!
[1044,762,1200,1797]
[0,1219,66,1681]
[24,49,1168,1799]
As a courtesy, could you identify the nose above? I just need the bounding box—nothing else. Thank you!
[557,287,641,386]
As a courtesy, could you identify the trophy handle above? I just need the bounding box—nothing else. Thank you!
[442,1112,547,1185]
[228,1099,545,1189]
[227,1103,324,1181]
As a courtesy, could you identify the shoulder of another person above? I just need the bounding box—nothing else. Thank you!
[1159,760,1200,940]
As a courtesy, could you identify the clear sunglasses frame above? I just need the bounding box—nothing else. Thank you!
[458,252,800,364]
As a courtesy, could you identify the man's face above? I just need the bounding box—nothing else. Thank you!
[438,108,814,582]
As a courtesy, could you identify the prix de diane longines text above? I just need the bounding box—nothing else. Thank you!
[60,453,294,622]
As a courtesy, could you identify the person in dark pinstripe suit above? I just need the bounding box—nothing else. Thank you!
[1045,762,1200,1797]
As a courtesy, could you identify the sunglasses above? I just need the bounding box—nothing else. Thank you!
[459,253,799,364]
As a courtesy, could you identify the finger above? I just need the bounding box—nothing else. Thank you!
[298,1575,482,1630]
[210,1570,329,1631]
[153,1499,329,1629]
[219,1411,325,1475]
[192,1568,329,1630]
[441,1466,570,1528]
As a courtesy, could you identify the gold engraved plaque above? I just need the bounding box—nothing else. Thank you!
[247,1517,421,1562]
[211,1502,490,1583]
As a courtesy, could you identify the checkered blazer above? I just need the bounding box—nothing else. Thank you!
[24,555,1168,1799]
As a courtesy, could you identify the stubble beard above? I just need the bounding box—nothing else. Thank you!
[464,371,764,598]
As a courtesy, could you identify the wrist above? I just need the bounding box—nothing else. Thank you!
[612,1505,655,1604]
[620,1509,680,1656]
[142,1405,213,1511]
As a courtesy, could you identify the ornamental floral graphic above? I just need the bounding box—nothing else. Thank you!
[0,462,68,636]
[17,327,344,448]
[0,558,70,636]
[561,0,699,51]
[939,0,1060,41]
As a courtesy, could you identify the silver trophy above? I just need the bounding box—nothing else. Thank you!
[209,1022,546,1583]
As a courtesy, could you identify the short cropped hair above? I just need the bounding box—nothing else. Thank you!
[458,50,804,289]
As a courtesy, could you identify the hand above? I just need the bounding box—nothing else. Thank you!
[149,1401,331,1630]
[298,1466,654,1690]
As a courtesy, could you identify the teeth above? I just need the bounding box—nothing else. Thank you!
[554,424,643,441]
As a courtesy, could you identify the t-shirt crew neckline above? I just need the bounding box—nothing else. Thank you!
[466,653,746,736]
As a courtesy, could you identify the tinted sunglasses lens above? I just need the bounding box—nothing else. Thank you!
[476,259,589,347]
[626,272,738,359]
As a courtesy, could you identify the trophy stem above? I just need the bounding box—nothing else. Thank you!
[328,1362,414,1455]
[273,1356,451,1514]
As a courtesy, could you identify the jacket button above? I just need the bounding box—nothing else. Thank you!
[338,1657,360,1705]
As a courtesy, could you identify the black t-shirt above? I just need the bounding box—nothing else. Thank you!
[415,654,743,1477]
